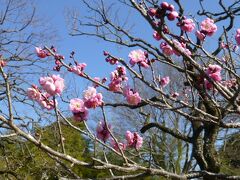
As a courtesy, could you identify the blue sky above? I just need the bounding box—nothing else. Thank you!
[36,0,239,77]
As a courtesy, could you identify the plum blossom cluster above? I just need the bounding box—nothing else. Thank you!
[68,62,87,76]
[31,43,147,173]
[222,78,238,90]
[123,86,141,105]
[104,51,119,65]
[148,2,178,21]
[35,46,65,71]
[69,86,103,121]
[128,49,150,68]
[69,98,88,121]
[106,63,141,105]
[157,18,217,56]
[83,86,103,108]
[125,131,143,150]
[111,139,126,152]
[204,64,222,90]
[111,130,143,151]
[147,2,219,56]
[196,18,217,41]
[108,66,128,92]
[95,118,143,150]
[96,120,112,143]
[35,47,51,58]
[160,40,191,56]
[147,2,196,40]
[179,18,195,32]
[79,116,143,151]
[39,75,65,96]
[27,75,64,110]
[159,76,170,87]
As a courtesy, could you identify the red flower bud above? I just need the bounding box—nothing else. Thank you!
[167,11,178,21]
[148,8,157,17]
[167,4,175,11]
[161,2,169,9]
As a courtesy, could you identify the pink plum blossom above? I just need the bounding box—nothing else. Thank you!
[108,66,128,92]
[206,65,222,76]
[39,77,55,95]
[180,19,195,32]
[209,72,222,82]
[222,79,237,89]
[235,29,240,45]
[69,98,89,121]
[160,76,170,87]
[129,49,145,65]
[38,99,56,111]
[172,40,192,56]
[160,42,174,56]
[54,54,64,61]
[27,87,41,101]
[69,63,86,76]
[128,49,149,68]
[111,139,126,152]
[83,87,103,108]
[125,131,143,150]
[123,86,141,105]
[70,98,86,113]
[205,64,222,90]
[27,84,58,111]
[51,75,65,94]
[161,41,191,56]
[35,47,49,58]
[39,75,64,96]
[200,18,217,36]
[109,81,122,92]
[96,120,111,142]
[93,77,101,88]
[27,76,63,111]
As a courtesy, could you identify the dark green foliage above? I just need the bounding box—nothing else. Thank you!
[219,133,240,175]
[0,120,108,179]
